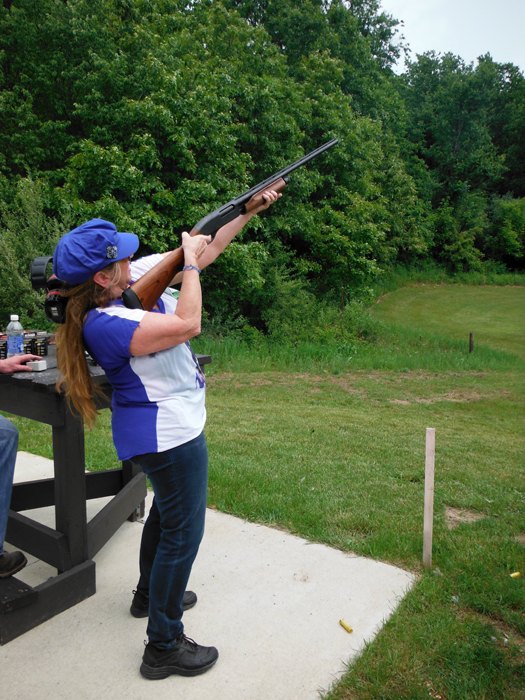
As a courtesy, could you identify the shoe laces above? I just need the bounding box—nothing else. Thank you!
[176,633,199,648]
[144,634,199,651]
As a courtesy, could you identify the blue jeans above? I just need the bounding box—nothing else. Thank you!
[0,416,19,556]
[133,432,208,649]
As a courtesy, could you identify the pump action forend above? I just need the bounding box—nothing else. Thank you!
[122,138,338,311]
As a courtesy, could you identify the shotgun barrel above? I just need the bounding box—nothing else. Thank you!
[188,138,339,238]
[122,138,338,311]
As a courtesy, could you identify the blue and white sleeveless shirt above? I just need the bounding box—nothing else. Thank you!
[83,254,206,461]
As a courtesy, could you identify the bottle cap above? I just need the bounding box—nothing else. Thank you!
[10,315,19,321]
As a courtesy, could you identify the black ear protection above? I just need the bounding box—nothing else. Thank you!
[31,256,69,324]
[29,256,99,366]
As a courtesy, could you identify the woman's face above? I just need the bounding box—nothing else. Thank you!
[109,256,133,298]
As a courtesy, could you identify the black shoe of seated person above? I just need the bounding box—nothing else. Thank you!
[140,634,219,679]
[0,550,27,579]
[130,589,197,618]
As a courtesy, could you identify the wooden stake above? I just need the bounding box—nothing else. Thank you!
[423,428,435,569]
[469,332,474,353]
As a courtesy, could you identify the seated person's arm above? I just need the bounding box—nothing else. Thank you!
[0,355,40,373]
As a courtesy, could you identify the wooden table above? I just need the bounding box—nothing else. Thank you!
[0,348,211,644]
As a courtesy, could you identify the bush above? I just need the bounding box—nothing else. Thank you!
[0,178,70,331]
[371,261,525,300]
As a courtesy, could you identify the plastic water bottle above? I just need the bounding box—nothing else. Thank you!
[6,315,24,357]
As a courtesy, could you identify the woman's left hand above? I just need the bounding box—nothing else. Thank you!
[187,188,282,276]
[252,189,282,213]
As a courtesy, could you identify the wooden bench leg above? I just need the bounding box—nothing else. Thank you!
[0,560,96,645]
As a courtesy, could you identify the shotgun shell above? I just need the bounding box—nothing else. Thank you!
[510,572,521,578]
[339,619,353,633]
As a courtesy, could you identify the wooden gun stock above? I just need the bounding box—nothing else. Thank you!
[122,247,185,311]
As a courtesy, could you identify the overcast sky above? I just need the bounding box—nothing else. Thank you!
[379,0,525,73]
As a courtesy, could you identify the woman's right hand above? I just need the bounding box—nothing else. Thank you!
[181,232,211,266]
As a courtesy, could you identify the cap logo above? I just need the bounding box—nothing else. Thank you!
[106,245,118,259]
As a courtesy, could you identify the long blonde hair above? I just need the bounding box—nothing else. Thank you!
[55,262,122,428]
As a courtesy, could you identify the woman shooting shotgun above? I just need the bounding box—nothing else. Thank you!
[48,137,336,680]
[52,188,280,680]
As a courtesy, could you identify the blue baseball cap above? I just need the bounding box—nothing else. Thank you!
[53,219,140,285]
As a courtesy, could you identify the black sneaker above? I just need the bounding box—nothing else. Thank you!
[140,635,218,679]
[130,589,198,618]
[0,551,27,579]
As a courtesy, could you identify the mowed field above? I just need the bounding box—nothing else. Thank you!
[370,284,525,359]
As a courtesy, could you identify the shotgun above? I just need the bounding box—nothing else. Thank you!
[122,138,338,311]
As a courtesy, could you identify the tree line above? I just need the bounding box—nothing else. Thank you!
[0,0,523,332]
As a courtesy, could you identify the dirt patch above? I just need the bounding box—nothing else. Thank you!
[387,390,485,405]
[368,370,448,381]
[206,372,235,385]
[457,609,525,662]
[207,371,366,395]
[327,377,365,394]
[445,506,485,530]
[415,391,483,404]
[442,391,482,402]
[206,371,497,406]
[515,533,525,546]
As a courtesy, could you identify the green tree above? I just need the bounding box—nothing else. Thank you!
[397,52,525,269]
[486,196,525,263]
[0,178,68,329]
[400,52,506,206]
[0,0,431,326]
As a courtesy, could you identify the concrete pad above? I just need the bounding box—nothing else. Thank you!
[2,452,416,699]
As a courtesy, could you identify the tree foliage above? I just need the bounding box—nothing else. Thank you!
[0,0,523,329]
[0,179,69,328]
[398,52,525,271]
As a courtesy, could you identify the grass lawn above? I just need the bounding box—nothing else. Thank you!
[4,283,524,699]
[370,284,525,360]
[204,368,525,699]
